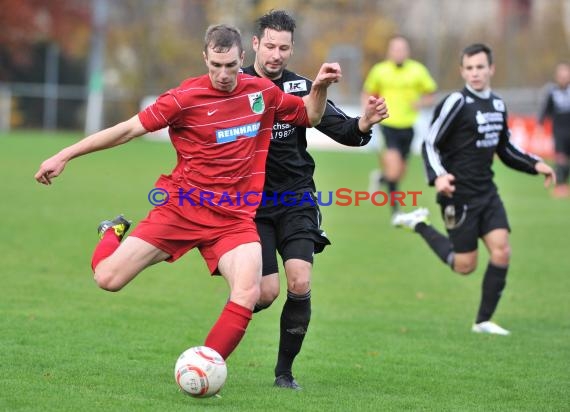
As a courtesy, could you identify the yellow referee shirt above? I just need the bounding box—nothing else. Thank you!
[363,59,437,129]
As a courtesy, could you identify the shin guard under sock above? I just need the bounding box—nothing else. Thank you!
[475,262,508,324]
[204,301,253,360]
[275,291,311,377]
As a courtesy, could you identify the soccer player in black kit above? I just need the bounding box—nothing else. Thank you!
[537,61,570,198]
[393,43,555,335]
[242,10,388,389]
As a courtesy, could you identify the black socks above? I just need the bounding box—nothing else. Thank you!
[275,290,311,378]
[386,180,399,213]
[415,222,454,267]
[555,163,569,185]
[476,262,508,324]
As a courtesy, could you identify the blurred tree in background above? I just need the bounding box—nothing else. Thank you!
[0,0,569,129]
[0,0,89,128]
[0,0,89,77]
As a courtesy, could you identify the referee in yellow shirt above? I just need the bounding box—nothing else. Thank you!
[362,35,437,217]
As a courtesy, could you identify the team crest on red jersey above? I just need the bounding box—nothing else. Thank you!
[248,92,265,114]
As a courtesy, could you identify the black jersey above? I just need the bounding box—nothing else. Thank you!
[538,82,570,139]
[423,86,538,198]
[241,66,371,195]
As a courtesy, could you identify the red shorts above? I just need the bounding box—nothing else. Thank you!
[129,201,260,275]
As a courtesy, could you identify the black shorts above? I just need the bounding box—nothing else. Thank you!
[437,191,510,253]
[380,125,415,159]
[255,192,331,276]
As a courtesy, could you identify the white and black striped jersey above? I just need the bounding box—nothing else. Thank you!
[538,82,570,138]
[242,66,371,195]
[423,86,539,198]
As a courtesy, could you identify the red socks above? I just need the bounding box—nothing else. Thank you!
[204,301,253,360]
[91,230,120,271]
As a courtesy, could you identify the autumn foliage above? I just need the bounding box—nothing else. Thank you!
[0,0,89,66]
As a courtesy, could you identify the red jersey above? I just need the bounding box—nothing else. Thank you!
[138,73,310,220]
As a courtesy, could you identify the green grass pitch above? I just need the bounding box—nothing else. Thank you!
[1,131,569,411]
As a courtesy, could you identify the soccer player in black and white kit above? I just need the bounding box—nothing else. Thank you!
[537,61,570,198]
[242,10,388,389]
[393,44,555,335]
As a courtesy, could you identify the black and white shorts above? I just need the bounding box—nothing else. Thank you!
[437,191,510,253]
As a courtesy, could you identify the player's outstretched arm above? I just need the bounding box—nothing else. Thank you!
[358,96,389,132]
[311,95,388,147]
[535,161,556,188]
[303,62,342,126]
[35,115,147,185]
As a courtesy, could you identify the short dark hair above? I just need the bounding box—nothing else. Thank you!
[254,10,296,41]
[461,43,493,66]
[204,24,243,55]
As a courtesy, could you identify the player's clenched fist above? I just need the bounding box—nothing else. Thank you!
[312,62,342,88]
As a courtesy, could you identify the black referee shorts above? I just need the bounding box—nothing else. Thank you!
[255,192,331,276]
[380,125,415,159]
[437,191,511,253]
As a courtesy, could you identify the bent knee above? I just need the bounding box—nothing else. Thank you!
[93,269,124,292]
[453,261,477,275]
[287,279,310,295]
[284,261,312,294]
[491,246,511,266]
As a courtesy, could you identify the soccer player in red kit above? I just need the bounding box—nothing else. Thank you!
[34,24,341,361]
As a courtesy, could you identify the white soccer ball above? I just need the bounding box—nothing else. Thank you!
[174,346,227,398]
